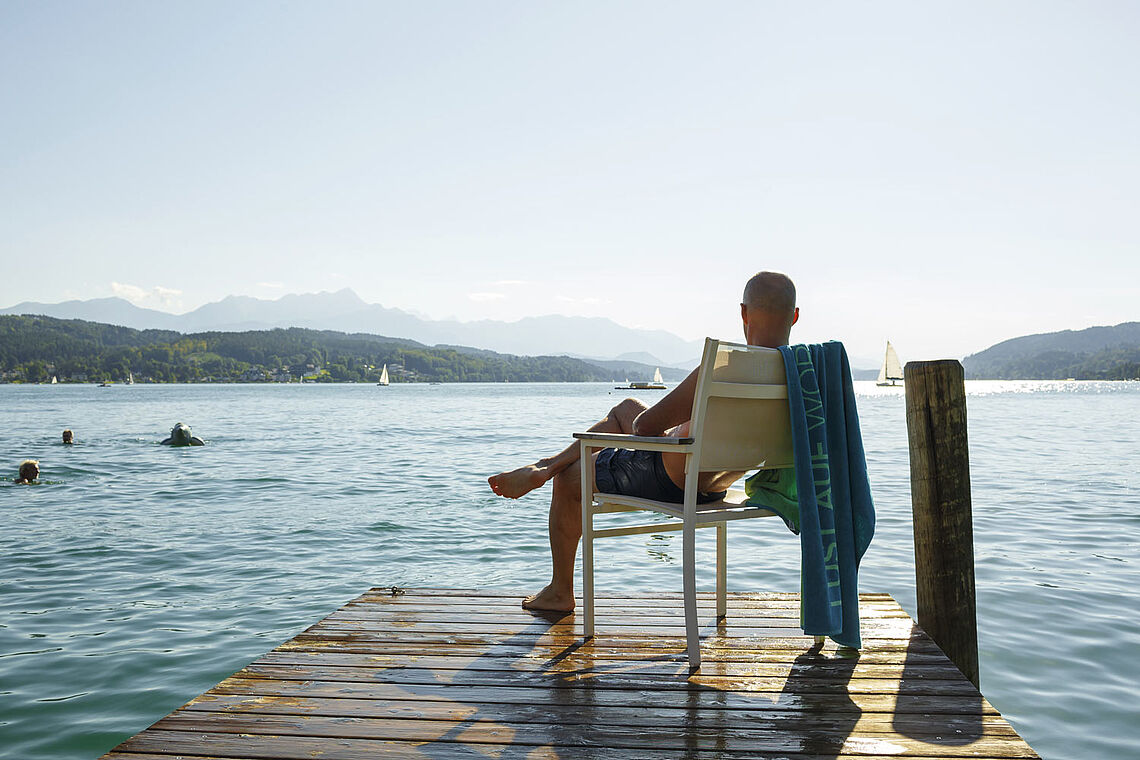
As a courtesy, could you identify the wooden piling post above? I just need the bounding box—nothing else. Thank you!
[904,359,979,688]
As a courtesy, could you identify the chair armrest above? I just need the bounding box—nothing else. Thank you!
[573,432,695,446]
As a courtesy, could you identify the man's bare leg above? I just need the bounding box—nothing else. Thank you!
[488,398,646,499]
[522,456,588,611]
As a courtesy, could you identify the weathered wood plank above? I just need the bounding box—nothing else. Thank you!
[210,676,1000,716]
[100,590,1037,760]
[184,693,1017,736]
[277,638,950,664]
[304,617,920,638]
[252,650,970,682]
[288,629,947,655]
[363,587,897,601]
[149,711,1037,757]
[232,662,983,697]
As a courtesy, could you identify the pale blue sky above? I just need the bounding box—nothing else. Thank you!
[2,1,1137,364]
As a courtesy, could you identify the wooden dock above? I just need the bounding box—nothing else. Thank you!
[100,588,1038,759]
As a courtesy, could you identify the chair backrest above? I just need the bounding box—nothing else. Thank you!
[687,338,793,473]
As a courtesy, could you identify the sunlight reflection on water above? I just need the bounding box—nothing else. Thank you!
[1,380,1138,759]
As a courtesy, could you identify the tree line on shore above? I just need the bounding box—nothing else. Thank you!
[0,315,619,383]
[961,347,1140,381]
[6,314,1138,383]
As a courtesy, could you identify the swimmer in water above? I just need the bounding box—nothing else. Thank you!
[62,429,73,444]
[15,460,39,484]
[161,423,205,446]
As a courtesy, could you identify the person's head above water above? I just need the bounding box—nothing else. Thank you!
[17,459,39,483]
[170,423,192,444]
[162,422,205,446]
[740,271,799,348]
[62,429,73,444]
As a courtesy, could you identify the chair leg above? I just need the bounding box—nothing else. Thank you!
[682,520,700,667]
[716,522,727,619]
[580,441,594,638]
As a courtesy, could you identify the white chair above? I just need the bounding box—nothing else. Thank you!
[574,338,801,667]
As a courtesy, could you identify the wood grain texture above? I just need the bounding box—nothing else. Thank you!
[904,360,980,688]
[100,589,1036,759]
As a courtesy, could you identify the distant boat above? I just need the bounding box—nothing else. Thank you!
[126,372,134,385]
[876,342,904,387]
[617,367,667,390]
[376,364,390,386]
[50,375,58,384]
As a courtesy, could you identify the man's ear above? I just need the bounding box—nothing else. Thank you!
[791,307,800,325]
[740,302,749,325]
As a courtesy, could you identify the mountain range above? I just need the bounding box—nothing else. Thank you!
[1,289,703,367]
[961,322,1140,380]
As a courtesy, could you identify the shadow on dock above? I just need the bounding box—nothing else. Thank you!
[101,589,1036,760]
[892,620,985,747]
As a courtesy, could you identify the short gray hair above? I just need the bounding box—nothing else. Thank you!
[742,271,796,317]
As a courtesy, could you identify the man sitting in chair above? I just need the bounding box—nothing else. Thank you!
[488,271,799,612]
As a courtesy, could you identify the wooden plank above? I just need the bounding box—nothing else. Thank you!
[362,587,896,601]
[304,617,920,638]
[277,638,952,664]
[148,711,1037,757]
[210,676,1001,716]
[231,662,983,697]
[108,734,1026,760]
[329,602,912,620]
[184,693,1018,735]
[288,628,947,653]
[252,650,971,682]
[359,588,897,604]
[100,590,1038,760]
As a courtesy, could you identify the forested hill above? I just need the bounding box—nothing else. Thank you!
[0,315,642,383]
[962,322,1140,380]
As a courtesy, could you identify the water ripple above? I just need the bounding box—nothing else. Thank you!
[1,381,1138,759]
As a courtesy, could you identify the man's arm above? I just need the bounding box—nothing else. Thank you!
[631,367,699,436]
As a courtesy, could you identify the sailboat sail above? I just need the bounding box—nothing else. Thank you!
[378,364,390,386]
[652,367,663,384]
[877,342,903,385]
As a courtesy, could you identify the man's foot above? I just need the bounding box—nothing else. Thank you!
[522,584,575,612]
[488,462,551,499]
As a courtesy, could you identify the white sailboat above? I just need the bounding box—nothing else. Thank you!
[50,375,58,384]
[126,372,134,385]
[876,342,904,387]
[377,364,390,386]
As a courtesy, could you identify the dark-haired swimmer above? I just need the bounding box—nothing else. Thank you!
[161,423,205,446]
[62,429,73,444]
[15,460,39,484]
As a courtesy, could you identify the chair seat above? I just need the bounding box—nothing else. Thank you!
[592,487,778,523]
[580,338,794,667]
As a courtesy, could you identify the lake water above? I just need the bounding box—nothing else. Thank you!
[2,380,1138,759]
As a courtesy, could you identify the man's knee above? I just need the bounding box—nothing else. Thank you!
[612,397,647,426]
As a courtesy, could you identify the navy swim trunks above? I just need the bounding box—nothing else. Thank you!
[594,448,726,504]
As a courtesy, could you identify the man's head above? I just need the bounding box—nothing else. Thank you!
[170,423,192,445]
[740,271,799,347]
[18,459,39,482]
[62,429,73,444]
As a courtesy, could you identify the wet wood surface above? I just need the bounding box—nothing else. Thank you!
[100,588,1038,759]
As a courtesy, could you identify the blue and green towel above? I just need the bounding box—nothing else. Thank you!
[744,342,875,649]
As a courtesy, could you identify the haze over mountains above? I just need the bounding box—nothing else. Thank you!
[7,291,1136,379]
[961,322,1140,380]
[1,289,704,367]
